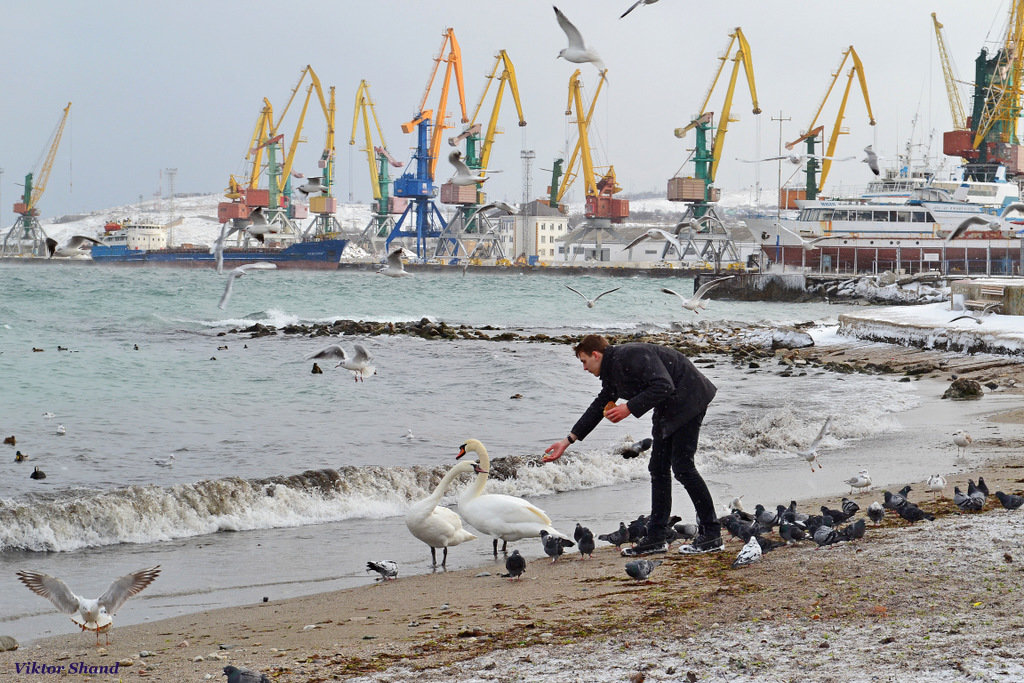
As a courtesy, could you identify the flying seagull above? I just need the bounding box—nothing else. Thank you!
[661,276,735,313]
[16,565,161,645]
[737,153,855,166]
[796,416,832,472]
[366,560,398,581]
[296,178,325,196]
[623,227,684,254]
[447,150,488,186]
[621,0,658,19]
[554,6,606,74]
[308,343,375,381]
[46,235,102,259]
[862,145,880,176]
[944,215,1003,242]
[218,262,277,309]
[564,284,621,308]
[378,248,411,277]
[223,665,271,683]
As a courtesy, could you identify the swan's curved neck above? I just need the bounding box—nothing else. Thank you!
[428,464,469,505]
[461,443,490,501]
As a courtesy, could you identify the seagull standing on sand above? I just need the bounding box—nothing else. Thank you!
[843,469,871,494]
[218,262,277,310]
[862,145,880,176]
[952,429,973,459]
[661,276,735,313]
[796,416,832,472]
[16,565,161,645]
[378,248,411,277]
[553,6,606,74]
[564,284,621,308]
[308,343,375,381]
[366,560,398,581]
[926,474,947,494]
[621,0,658,18]
[447,150,488,186]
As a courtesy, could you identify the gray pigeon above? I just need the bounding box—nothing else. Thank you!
[779,520,807,543]
[625,559,661,581]
[366,560,398,580]
[224,665,271,683]
[503,549,526,579]
[954,486,984,512]
[598,522,630,548]
[614,437,653,459]
[576,526,595,559]
[540,530,574,562]
[995,491,1024,510]
[866,501,885,525]
[731,536,762,568]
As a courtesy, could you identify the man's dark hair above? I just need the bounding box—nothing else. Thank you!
[574,334,609,357]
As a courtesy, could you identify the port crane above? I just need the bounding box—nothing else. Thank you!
[386,28,468,259]
[350,79,403,253]
[933,13,967,132]
[785,45,875,199]
[942,1,1024,181]
[2,102,72,257]
[436,49,526,261]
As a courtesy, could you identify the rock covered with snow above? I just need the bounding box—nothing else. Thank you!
[812,272,950,305]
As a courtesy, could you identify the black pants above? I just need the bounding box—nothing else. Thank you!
[646,409,719,542]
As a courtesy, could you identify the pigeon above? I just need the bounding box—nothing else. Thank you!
[16,565,161,645]
[366,560,398,581]
[598,522,630,548]
[843,470,871,495]
[45,235,101,258]
[564,284,621,308]
[754,504,778,528]
[553,6,606,74]
[783,500,809,524]
[840,497,860,518]
[995,491,1024,510]
[821,505,852,525]
[624,558,661,581]
[953,486,984,512]
[673,522,698,541]
[796,416,832,472]
[952,430,972,458]
[883,485,913,511]
[897,503,935,523]
[661,277,735,313]
[839,518,867,540]
[621,0,658,18]
[503,549,526,579]
[307,343,375,382]
[722,515,761,543]
[378,248,411,277]
[976,477,990,497]
[926,474,947,493]
[731,536,762,568]
[576,527,595,559]
[862,144,880,176]
[447,149,488,186]
[813,524,840,546]
[627,515,649,543]
[614,437,652,459]
[967,479,988,506]
[223,665,271,683]
[30,466,46,480]
[779,520,808,543]
[866,501,885,525]
[218,262,277,309]
[540,529,574,563]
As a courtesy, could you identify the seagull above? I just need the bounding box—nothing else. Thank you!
[378,248,411,277]
[598,522,630,548]
[55,424,66,436]
[995,491,1024,510]
[154,454,175,468]
[621,0,658,18]
[218,262,277,310]
[614,437,653,459]
[623,228,684,254]
[772,223,834,251]
[30,466,46,480]
[308,343,375,381]
[944,215,1004,242]
[296,178,325,196]
[843,469,871,494]
[553,6,606,74]
[661,276,734,313]
[624,558,661,581]
[866,501,885,525]
[949,301,1002,324]
[45,235,101,259]
[540,529,574,563]
[737,153,855,166]
[564,284,621,308]
[223,665,271,683]
[926,474,946,493]
[366,560,398,581]
[503,549,526,579]
[447,150,488,186]
[16,566,161,645]
[862,145,880,176]
[732,536,763,568]
[796,416,832,472]
[952,430,973,459]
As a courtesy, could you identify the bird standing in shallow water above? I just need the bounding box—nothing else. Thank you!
[952,430,973,459]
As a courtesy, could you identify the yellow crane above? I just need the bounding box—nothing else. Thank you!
[463,49,527,180]
[932,13,967,131]
[2,102,72,257]
[972,1,1024,149]
[350,79,403,241]
[786,45,875,194]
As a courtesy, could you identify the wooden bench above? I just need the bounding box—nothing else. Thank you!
[964,284,1005,311]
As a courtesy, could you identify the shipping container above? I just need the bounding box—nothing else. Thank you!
[667,177,706,202]
[309,196,337,214]
[245,189,270,207]
[217,202,250,222]
[779,188,806,210]
[440,182,477,204]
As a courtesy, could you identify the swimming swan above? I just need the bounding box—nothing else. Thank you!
[405,460,478,566]
[456,439,570,554]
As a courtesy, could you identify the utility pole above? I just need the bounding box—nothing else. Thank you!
[520,149,535,206]
[165,168,177,213]
[771,112,791,222]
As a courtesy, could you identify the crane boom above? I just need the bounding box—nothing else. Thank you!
[27,102,72,213]
[556,69,607,202]
[470,50,527,175]
[972,1,1024,148]
[933,13,967,131]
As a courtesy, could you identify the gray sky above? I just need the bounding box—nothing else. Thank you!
[0,1,1010,225]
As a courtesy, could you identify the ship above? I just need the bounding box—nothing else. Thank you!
[89,220,347,270]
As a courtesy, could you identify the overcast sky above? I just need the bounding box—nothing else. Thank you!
[0,1,1011,225]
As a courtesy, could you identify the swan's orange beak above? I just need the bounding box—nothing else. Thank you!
[457,443,467,459]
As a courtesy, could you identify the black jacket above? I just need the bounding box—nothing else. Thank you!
[571,343,717,440]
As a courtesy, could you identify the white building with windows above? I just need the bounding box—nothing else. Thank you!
[493,200,570,264]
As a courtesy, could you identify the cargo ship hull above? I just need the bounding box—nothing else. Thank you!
[90,239,347,270]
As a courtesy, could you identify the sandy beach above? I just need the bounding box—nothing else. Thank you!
[4,342,1024,682]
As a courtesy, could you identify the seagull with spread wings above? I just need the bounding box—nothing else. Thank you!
[660,276,734,313]
[564,284,621,308]
[218,262,277,310]
[554,6,606,74]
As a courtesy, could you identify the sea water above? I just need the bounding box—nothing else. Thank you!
[1,262,1019,642]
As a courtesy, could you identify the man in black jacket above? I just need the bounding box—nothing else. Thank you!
[543,334,722,556]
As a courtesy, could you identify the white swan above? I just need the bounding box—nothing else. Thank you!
[456,439,570,554]
[405,460,478,567]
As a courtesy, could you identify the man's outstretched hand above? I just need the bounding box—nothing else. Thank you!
[542,439,569,463]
